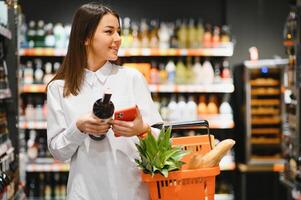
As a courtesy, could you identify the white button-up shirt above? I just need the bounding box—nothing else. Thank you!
[47,61,162,200]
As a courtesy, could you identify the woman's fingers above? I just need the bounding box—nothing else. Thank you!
[85,123,111,134]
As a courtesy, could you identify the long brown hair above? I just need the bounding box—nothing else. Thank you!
[48,2,119,97]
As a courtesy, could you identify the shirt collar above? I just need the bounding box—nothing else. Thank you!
[84,61,113,86]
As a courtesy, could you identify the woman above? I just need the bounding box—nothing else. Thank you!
[47,2,162,200]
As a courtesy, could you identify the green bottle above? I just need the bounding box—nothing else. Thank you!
[175,58,187,84]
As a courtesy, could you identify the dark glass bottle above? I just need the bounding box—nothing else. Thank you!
[89,92,114,141]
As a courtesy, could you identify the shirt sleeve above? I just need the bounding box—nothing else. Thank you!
[132,72,163,126]
[47,82,88,162]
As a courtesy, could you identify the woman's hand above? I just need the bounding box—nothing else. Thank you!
[110,107,149,137]
[76,113,111,136]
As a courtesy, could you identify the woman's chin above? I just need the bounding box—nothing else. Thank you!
[108,55,118,61]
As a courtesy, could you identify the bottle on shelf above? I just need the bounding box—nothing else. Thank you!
[27,130,38,160]
[158,22,170,49]
[24,61,34,85]
[140,19,149,48]
[158,63,167,84]
[196,18,204,48]
[152,93,160,112]
[192,57,204,84]
[203,24,212,48]
[149,60,160,84]
[177,19,187,48]
[177,95,187,120]
[159,97,169,121]
[201,59,214,84]
[44,23,56,48]
[53,23,66,49]
[198,95,208,115]
[185,56,194,84]
[43,62,54,84]
[175,58,186,84]
[165,59,176,84]
[34,59,44,84]
[187,18,197,48]
[121,17,132,48]
[219,94,233,120]
[149,19,159,48]
[170,19,180,48]
[187,95,198,121]
[213,62,222,83]
[221,60,231,80]
[221,25,231,43]
[131,22,140,48]
[167,95,178,122]
[25,97,35,122]
[207,95,219,115]
[212,26,221,47]
[27,21,36,48]
[35,20,45,48]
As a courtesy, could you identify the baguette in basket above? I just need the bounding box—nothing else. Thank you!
[188,139,235,169]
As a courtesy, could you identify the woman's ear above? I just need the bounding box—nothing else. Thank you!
[84,37,91,46]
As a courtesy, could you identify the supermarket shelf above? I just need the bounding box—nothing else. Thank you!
[200,116,234,129]
[20,118,234,130]
[251,99,280,106]
[251,88,280,96]
[238,160,284,172]
[20,84,46,93]
[118,45,234,57]
[0,25,12,40]
[251,138,280,144]
[26,158,69,172]
[21,82,234,94]
[251,128,280,135]
[251,117,281,125]
[215,194,234,200]
[250,80,280,87]
[0,88,12,99]
[251,108,280,115]
[19,121,47,129]
[19,44,234,57]
[149,82,234,93]
[244,59,288,68]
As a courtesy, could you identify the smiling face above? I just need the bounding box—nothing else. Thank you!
[86,13,121,62]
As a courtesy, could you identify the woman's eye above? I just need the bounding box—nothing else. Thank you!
[105,30,113,34]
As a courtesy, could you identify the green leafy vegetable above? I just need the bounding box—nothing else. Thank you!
[135,127,190,177]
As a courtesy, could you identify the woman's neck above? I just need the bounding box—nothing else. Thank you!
[86,53,106,72]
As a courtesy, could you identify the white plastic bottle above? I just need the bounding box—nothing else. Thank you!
[219,95,233,120]
[34,59,44,84]
[43,62,53,84]
[177,95,187,121]
[192,57,203,84]
[187,95,198,120]
[167,95,178,122]
[165,59,176,84]
[202,60,214,84]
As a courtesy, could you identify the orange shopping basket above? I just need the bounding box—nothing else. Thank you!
[143,120,221,200]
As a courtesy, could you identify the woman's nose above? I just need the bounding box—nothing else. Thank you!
[114,32,121,42]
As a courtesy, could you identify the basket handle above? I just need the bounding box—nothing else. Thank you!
[151,120,213,149]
